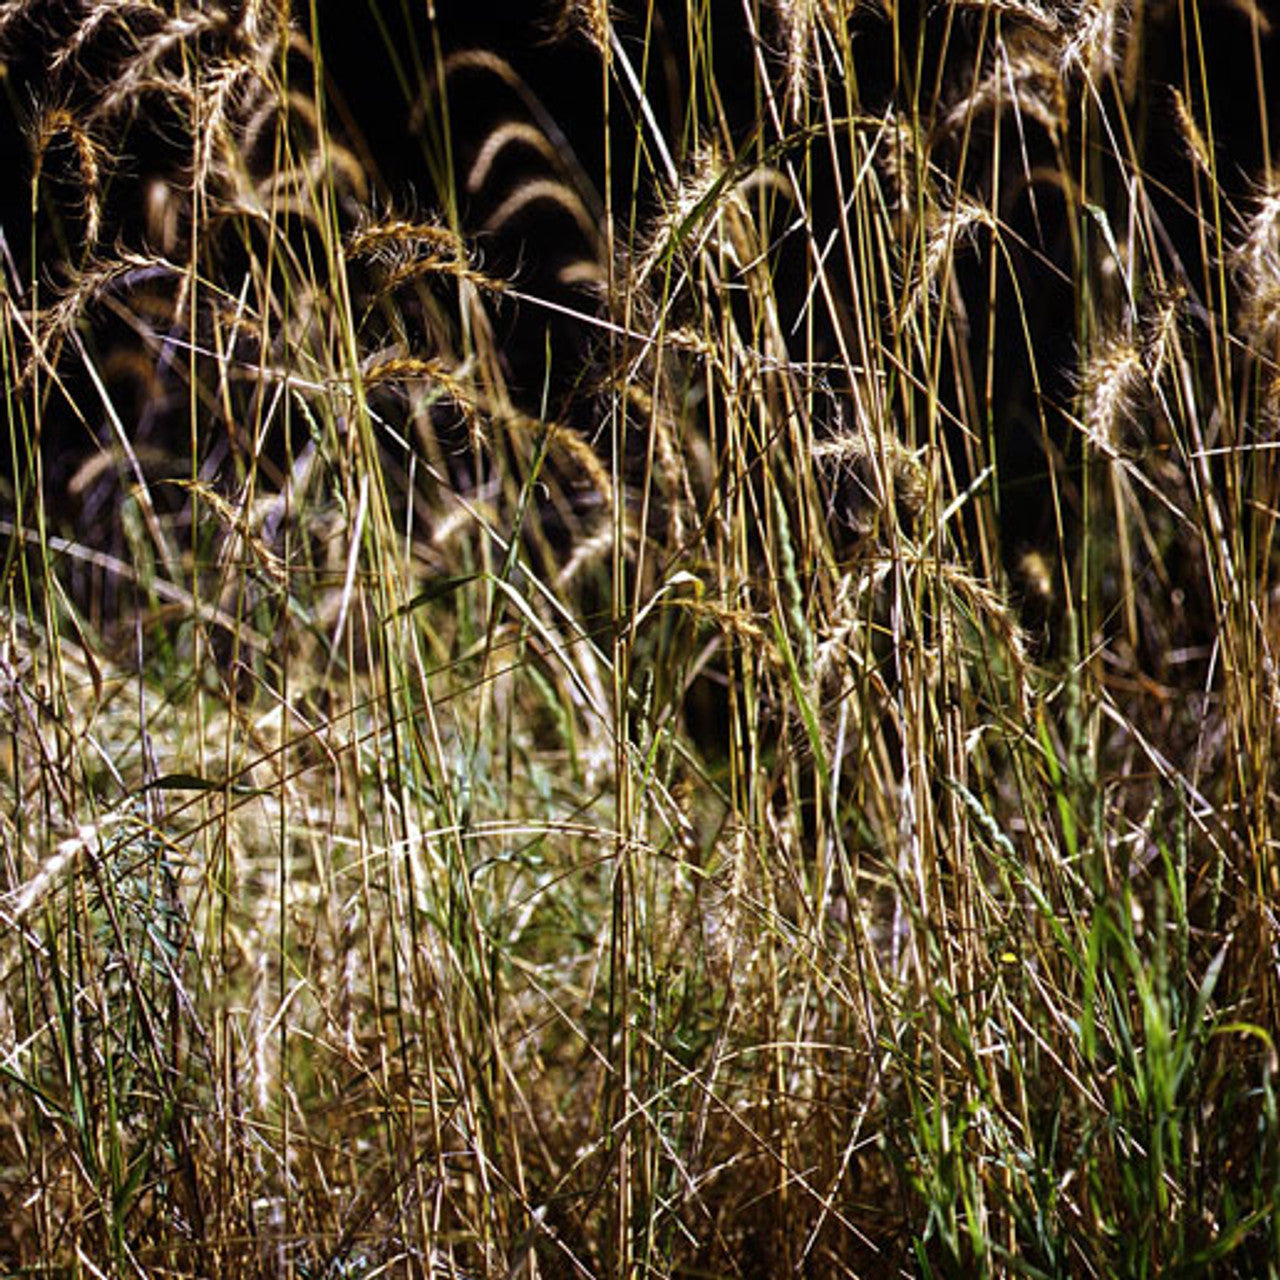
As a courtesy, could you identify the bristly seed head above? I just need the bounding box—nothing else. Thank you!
[1082,334,1143,451]
[551,0,613,52]
[30,105,104,246]
[1062,0,1128,81]
[944,41,1067,138]
[1171,86,1213,178]
[1234,186,1280,353]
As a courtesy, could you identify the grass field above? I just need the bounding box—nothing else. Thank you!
[2,0,1279,1274]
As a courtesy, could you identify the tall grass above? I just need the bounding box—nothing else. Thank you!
[1,0,1278,1274]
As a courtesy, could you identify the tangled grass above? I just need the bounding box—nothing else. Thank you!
[1,0,1278,1274]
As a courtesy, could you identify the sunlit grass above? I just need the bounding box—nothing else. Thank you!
[1,0,1278,1275]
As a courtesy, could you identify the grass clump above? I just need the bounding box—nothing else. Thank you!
[1,0,1279,1274]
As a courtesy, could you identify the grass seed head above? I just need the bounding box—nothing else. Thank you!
[30,104,104,246]
[1234,186,1280,353]
[550,0,614,52]
[1081,334,1144,450]
[1171,85,1213,177]
[1063,0,1129,80]
[944,42,1067,138]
